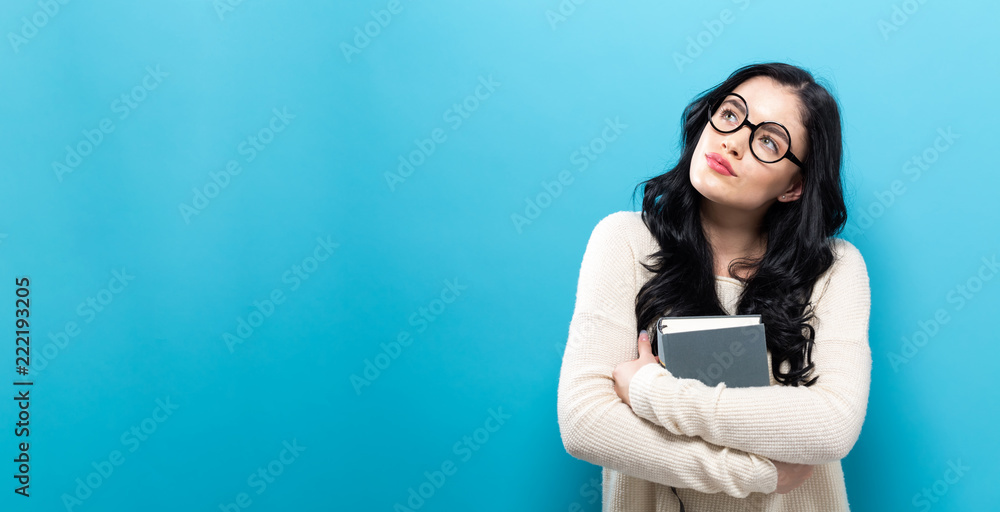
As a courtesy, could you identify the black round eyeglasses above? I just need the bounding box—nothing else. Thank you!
[707,92,804,168]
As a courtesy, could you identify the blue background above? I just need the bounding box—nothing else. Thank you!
[1,0,997,510]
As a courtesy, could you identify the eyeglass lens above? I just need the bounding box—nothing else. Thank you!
[710,94,791,164]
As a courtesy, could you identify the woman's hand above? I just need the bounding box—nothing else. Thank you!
[772,460,815,494]
[615,331,815,493]
[612,330,660,408]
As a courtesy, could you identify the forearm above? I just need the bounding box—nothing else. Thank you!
[559,212,777,494]
[628,344,870,465]
[558,358,778,496]
[627,243,873,465]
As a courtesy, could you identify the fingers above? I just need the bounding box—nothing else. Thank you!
[637,330,652,358]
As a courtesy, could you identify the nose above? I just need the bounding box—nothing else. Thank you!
[721,127,750,158]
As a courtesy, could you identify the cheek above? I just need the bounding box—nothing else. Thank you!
[769,168,800,191]
[748,173,796,202]
[691,135,712,168]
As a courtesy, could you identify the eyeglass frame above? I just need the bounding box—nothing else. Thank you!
[706,92,804,168]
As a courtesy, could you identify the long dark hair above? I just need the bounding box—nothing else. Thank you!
[631,62,847,387]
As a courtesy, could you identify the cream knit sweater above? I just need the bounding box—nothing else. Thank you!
[557,211,872,511]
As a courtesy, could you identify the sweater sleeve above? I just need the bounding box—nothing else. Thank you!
[557,212,779,497]
[626,240,872,465]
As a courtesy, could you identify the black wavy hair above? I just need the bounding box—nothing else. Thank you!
[631,62,847,387]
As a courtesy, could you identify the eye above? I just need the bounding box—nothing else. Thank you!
[759,135,777,152]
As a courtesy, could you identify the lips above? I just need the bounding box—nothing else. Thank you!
[706,153,735,176]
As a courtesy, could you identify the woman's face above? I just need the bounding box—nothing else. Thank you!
[690,76,808,212]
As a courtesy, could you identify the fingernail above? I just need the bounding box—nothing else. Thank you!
[640,330,647,337]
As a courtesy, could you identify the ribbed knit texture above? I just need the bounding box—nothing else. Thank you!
[557,210,872,511]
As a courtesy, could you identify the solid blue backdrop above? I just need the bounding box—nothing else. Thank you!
[0,1,996,510]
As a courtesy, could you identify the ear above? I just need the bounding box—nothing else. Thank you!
[780,173,804,202]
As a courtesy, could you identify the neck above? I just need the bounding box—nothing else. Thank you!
[699,198,768,261]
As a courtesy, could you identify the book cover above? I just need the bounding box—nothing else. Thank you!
[655,319,770,387]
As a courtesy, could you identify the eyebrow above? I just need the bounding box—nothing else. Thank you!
[758,123,790,145]
[739,97,793,144]
[722,94,797,145]
[721,98,746,115]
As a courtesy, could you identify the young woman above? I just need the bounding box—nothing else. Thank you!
[557,62,871,511]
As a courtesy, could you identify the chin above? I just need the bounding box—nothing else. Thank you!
[690,165,724,196]
[692,177,749,209]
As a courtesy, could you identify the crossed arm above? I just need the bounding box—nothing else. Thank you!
[557,213,779,497]
[558,332,779,497]
[626,240,873,466]
[558,212,873,498]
